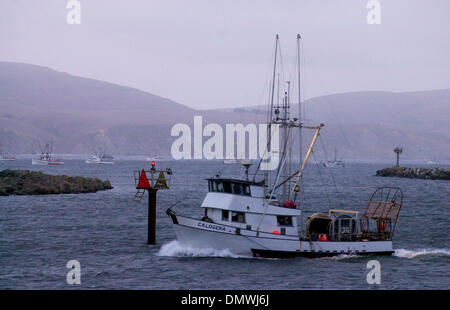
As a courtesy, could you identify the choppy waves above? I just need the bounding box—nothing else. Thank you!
[394,248,450,259]
[157,240,243,258]
[158,241,450,261]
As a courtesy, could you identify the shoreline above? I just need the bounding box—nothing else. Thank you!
[376,167,450,180]
[0,169,113,196]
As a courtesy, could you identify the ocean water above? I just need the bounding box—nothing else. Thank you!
[0,159,449,289]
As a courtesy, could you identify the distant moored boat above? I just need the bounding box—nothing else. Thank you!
[322,149,345,168]
[146,155,159,162]
[0,151,15,161]
[32,143,64,165]
[86,150,114,164]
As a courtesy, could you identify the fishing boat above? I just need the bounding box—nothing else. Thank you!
[32,143,64,165]
[85,150,114,164]
[146,155,159,162]
[426,158,439,166]
[0,151,15,161]
[322,149,345,168]
[166,35,403,258]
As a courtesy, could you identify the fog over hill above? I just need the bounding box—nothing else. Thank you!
[0,62,449,161]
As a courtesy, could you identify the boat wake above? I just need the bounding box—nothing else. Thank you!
[157,240,244,258]
[321,254,363,261]
[394,248,450,259]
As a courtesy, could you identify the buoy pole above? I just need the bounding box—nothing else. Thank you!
[147,188,158,245]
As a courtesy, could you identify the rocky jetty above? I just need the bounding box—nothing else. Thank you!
[0,169,113,196]
[376,167,450,180]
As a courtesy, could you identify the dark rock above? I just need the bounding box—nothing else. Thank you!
[0,169,113,196]
[376,167,450,180]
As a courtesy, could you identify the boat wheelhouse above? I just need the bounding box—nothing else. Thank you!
[200,178,300,237]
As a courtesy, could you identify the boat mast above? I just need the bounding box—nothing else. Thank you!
[263,34,279,195]
[267,35,305,204]
[269,34,279,126]
[287,81,292,201]
[281,83,291,202]
[297,34,304,210]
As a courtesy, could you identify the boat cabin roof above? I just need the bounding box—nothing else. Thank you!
[206,178,264,187]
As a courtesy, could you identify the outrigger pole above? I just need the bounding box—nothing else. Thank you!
[289,124,324,200]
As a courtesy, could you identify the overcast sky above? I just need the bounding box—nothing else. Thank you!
[0,0,449,109]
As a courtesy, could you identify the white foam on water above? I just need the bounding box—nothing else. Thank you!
[322,253,363,261]
[157,240,243,258]
[394,248,450,259]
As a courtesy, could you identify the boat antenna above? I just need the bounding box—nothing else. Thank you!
[269,34,279,126]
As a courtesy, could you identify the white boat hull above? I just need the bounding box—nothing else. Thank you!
[32,159,64,165]
[323,162,345,168]
[85,160,114,164]
[168,213,394,258]
[86,155,114,164]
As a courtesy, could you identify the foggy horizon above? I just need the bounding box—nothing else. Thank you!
[1,0,449,110]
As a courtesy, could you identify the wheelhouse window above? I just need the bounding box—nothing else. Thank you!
[208,180,251,196]
[209,181,219,192]
[231,211,246,223]
[232,183,242,195]
[222,210,229,221]
[277,216,293,227]
[223,182,232,193]
[243,185,251,196]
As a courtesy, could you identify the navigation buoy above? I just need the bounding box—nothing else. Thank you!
[133,164,172,245]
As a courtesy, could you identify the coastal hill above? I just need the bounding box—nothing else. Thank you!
[0,62,449,160]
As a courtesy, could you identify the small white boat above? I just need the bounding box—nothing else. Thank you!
[0,151,15,161]
[32,158,64,165]
[32,143,64,165]
[85,152,114,164]
[322,160,345,168]
[146,155,159,162]
[322,149,345,168]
